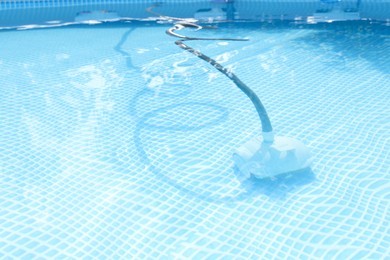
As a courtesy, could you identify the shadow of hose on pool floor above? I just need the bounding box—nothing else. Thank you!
[114,21,316,203]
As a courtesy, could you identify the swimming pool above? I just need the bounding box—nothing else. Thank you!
[1,2,389,259]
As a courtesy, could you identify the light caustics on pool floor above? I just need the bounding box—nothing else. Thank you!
[0,21,389,259]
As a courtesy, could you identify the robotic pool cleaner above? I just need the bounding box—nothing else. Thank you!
[149,5,312,180]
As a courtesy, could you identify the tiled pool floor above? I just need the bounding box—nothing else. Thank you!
[0,21,389,258]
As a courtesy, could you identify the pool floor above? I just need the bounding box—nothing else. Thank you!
[0,21,389,258]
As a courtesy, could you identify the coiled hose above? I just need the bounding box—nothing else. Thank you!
[148,4,274,142]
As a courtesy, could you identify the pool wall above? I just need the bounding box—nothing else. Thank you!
[0,0,389,27]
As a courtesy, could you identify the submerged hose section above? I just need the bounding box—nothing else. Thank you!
[166,23,274,141]
[146,4,273,141]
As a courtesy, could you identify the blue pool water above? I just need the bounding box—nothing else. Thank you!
[0,20,389,258]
